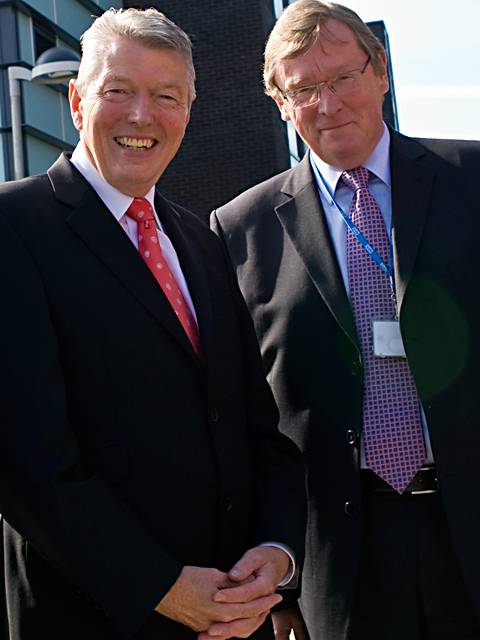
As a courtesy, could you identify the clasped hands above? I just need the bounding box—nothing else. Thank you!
[155,545,290,639]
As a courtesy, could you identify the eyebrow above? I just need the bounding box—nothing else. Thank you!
[100,75,130,87]
[101,76,184,93]
[285,61,362,90]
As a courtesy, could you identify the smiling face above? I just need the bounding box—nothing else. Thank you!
[273,19,389,170]
[69,37,192,196]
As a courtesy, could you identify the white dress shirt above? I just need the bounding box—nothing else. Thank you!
[70,143,198,323]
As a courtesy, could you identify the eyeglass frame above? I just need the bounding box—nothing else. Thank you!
[280,55,371,109]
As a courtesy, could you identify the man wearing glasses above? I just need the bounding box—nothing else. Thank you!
[212,1,480,639]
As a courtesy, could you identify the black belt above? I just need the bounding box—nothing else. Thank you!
[362,467,439,495]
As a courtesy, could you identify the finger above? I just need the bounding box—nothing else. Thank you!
[206,611,268,638]
[214,593,282,620]
[228,548,264,582]
[218,573,255,590]
[214,575,274,602]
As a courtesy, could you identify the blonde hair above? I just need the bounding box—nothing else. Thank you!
[76,8,195,98]
[264,0,385,98]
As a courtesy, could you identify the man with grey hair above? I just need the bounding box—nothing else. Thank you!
[212,0,480,639]
[0,8,306,640]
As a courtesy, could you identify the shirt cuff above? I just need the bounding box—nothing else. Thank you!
[259,542,296,588]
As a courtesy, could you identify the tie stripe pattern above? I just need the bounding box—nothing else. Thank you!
[126,198,203,358]
[342,167,426,493]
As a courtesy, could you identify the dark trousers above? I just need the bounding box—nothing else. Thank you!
[352,487,480,640]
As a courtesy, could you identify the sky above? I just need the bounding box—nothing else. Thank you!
[342,0,480,140]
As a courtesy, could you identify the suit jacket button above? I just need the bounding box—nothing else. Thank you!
[344,501,356,516]
[210,407,220,423]
[224,498,232,512]
[346,429,357,445]
[352,357,362,375]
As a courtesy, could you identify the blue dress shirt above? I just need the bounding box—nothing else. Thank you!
[309,124,434,465]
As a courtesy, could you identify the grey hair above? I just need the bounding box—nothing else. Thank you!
[264,0,385,99]
[76,7,195,98]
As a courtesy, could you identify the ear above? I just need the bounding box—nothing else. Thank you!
[377,50,390,96]
[272,94,291,122]
[69,79,83,132]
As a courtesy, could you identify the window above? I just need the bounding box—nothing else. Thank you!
[33,23,56,60]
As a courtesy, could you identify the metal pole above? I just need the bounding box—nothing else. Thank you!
[8,66,32,180]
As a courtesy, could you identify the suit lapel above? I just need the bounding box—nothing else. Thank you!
[389,131,435,315]
[48,154,200,364]
[275,156,358,348]
[272,133,435,344]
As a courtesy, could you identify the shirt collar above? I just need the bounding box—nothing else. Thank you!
[309,122,391,203]
[70,142,156,221]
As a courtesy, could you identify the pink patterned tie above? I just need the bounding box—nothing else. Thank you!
[342,167,426,493]
[126,198,203,359]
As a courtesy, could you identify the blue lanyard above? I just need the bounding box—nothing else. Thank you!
[313,162,395,292]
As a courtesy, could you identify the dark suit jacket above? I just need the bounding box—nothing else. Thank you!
[212,130,480,640]
[0,154,306,640]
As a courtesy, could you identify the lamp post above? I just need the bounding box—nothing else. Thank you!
[8,47,80,180]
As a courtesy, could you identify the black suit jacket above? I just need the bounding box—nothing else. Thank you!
[0,154,306,640]
[212,130,480,640]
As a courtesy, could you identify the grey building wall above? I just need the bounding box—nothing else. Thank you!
[125,0,290,218]
[0,1,398,208]
[125,1,398,220]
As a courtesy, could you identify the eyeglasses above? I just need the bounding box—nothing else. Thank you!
[281,56,371,109]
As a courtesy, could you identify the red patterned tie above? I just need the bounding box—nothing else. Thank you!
[342,167,426,493]
[126,198,202,358]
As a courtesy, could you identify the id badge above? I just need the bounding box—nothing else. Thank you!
[372,320,406,358]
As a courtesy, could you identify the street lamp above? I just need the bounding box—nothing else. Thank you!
[8,47,80,180]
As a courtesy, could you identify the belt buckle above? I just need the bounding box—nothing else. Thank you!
[410,487,437,495]
[408,467,438,495]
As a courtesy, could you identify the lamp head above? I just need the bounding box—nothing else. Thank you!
[32,47,80,84]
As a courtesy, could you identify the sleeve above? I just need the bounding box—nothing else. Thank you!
[0,213,181,638]
[211,210,307,569]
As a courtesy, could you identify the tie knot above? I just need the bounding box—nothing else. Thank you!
[341,167,370,192]
[126,197,154,223]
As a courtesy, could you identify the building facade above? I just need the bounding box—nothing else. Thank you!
[0,1,398,219]
[126,0,398,219]
[0,0,121,182]
[126,0,290,219]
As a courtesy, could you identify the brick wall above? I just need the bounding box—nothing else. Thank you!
[125,0,290,220]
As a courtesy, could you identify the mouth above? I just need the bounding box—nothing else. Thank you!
[321,122,352,132]
[115,136,157,151]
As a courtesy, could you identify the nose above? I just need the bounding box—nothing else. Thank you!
[315,86,343,116]
[127,92,154,126]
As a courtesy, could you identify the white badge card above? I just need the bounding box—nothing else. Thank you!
[373,320,406,358]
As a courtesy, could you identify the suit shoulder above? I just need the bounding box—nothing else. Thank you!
[0,173,49,201]
[412,136,480,169]
[214,166,295,223]
[0,174,51,225]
